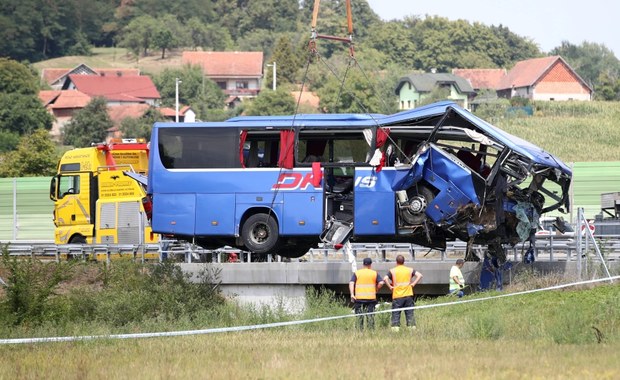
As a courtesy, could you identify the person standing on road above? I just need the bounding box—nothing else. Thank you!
[349,257,384,331]
[449,258,466,297]
[383,254,423,331]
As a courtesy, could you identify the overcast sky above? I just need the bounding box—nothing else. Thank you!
[366,0,619,57]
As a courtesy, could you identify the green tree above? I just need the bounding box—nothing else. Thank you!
[245,88,296,116]
[551,41,620,99]
[67,30,93,56]
[595,71,620,101]
[237,29,278,58]
[154,65,225,119]
[0,130,20,153]
[266,36,303,86]
[203,24,235,51]
[0,59,52,150]
[213,0,247,41]
[366,21,418,69]
[239,0,298,36]
[0,58,39,95]
[118,15,158,57]
[0,94,54,136]
[119,108,165,141]
[152,14,185,59]
[317,67,386,114]
[186,17,208,50]
[491,25,540,64]
[63,97,111,147]
[0,129,59,177]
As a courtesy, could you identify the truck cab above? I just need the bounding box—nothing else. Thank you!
[49,139,157,245]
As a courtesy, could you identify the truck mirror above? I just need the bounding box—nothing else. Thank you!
[49,176,58,201]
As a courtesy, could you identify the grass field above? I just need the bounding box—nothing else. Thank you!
[497,101,620,164]
[1,332,618,379]
[32,47,185,76]
[1,278,619,379]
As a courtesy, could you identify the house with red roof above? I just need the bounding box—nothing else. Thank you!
[496,56,592,101]
[40,63,140,90]
[159,106,196,122]
[182,51,264,100]
[106,103,153,140]
[38,89,92,140]
[64,74,160,105]
[451,68,507,91]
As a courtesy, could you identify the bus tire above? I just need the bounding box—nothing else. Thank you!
[401,184,435,225]
[242,213,280,254]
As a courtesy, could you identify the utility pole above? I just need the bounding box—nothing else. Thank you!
[267,62,276,90]
[175,78,182,123]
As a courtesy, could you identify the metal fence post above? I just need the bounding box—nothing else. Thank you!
[13,178,17,240]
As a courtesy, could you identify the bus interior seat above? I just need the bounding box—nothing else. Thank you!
[330,176,353,194]
[246,141,260,167]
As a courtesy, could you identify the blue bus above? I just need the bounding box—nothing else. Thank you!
[147,101,571,260]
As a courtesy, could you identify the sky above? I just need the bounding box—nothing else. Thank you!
[366,0,620,58]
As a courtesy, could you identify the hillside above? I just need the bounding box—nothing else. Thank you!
[32,47,185,76]
[497,101,620,163]
[33,49,620,163]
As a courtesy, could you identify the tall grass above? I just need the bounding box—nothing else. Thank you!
[1,248,619,345]
[479,100,620,163]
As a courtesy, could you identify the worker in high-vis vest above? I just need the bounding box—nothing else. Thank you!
[383,254,423,331]
[349,257,384,331]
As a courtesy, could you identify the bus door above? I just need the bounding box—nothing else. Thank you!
[302,131,367,245]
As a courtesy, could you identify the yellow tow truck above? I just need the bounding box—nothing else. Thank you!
[49,139,158,250]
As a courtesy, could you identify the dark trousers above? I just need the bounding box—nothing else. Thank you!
[354,301,377,330]
[391,296,415,327]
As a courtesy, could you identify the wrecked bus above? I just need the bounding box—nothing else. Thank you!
[147,101,571,260]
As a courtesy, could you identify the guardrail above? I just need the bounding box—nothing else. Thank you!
[3,235,620,264]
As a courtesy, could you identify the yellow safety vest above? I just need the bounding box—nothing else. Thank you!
[354,268,378,300]
[390,265,414,299]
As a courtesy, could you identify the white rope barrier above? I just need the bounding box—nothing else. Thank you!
[1,275,618,345]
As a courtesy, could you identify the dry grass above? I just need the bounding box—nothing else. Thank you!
[1,331,618,379]
[32,47,185,76]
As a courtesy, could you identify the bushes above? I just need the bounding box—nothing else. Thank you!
[0,247,72,326]
[0,251,224,329]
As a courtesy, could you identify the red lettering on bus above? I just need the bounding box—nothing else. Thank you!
[299,173,317,190]
[271,173,302,190]
[271,173,321,191]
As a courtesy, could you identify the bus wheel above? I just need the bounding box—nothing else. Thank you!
[401,185,434,225]
[242,213,279,254]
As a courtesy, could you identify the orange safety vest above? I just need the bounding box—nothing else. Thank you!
[390,265,414,299]
[354,268,378,300]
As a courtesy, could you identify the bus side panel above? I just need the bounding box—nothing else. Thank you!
[151,193,196,235]
[281,192,323,235]
[195,194,236,235]
[354,191,396,235]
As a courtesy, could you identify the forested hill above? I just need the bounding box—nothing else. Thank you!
[3,0,541,69]
[1,0,619,98]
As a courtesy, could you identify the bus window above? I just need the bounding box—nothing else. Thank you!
[158,127,240,169]
[244,132,280,167]
[296,130,369,165]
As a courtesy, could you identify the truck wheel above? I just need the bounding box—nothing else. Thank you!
[242,213,279,254]
[69,235,86,244]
